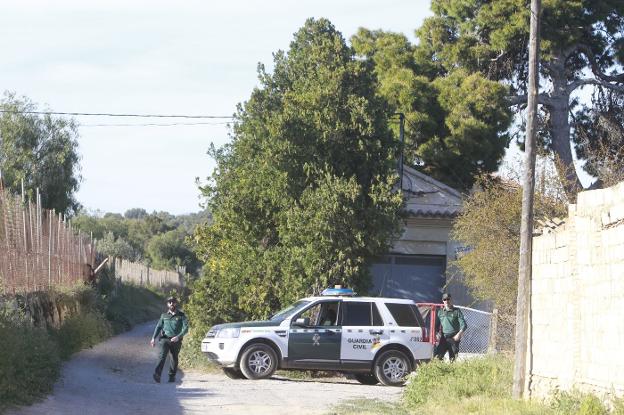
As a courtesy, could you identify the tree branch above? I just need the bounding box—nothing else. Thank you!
[567,78,624,95]
[506,94,553,107]
[577,44,624,83]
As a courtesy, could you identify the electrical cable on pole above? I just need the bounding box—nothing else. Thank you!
[513,0,541,400]
[0,109,234,119]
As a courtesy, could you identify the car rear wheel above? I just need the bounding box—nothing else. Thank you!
[354,373,379,385]
[239,343,278,380]
[373,350,412,386]
[222,367,245,379]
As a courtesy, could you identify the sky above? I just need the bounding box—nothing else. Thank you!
[0,0,434,215]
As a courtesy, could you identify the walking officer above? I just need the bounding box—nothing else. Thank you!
[435,292,467,361]
[150,296,189,383]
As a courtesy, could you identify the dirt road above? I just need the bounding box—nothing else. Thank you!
[8,322,401,415]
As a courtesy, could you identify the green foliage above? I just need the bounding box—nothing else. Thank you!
[124,208,148,219]
[411,0,624,193]
[451,166,567,329]
[550,390,609,415]
[0,92,82,216]
[146,230,199,272]
[53,312,112,359]
[188,18,403,333]
[73,209,207,274]
[614,397,624,415]
[405,355,513,408]
[0,309,60,409]
[0,281,163,410]
[97,231,137,261]
[351,29,512,190]
[334,356,619,415]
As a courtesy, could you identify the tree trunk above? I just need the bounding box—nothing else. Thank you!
[548,52,583,199]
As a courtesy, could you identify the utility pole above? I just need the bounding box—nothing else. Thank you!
[513,0,541,400]
[394,113,405,191]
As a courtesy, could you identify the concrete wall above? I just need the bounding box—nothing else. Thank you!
[530,181,624,399]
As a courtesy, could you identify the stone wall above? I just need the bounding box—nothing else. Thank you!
[0,289,96,331]
[530,181,624,400]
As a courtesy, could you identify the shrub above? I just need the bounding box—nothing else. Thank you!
[54,312,112,359]
[0,309,60,409]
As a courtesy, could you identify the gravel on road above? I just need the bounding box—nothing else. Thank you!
[7,321,402,415]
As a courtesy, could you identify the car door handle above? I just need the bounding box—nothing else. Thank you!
[369,329,383,335]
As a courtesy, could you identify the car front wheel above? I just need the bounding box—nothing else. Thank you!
[373,350,412,386]
[354,373,379,385]
[222,367,245,379]
[239,343,278,380]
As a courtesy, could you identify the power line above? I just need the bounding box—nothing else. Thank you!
[80,121,232,127]
[0,109,235,119]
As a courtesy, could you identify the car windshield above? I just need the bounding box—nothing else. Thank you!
[269,300,311,321]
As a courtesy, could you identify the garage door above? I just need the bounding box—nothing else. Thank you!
[370,255,446,302]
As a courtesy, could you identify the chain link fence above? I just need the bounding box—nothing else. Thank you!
[456,305,492,354]
[418,304,511,355]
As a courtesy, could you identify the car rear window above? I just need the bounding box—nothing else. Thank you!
[385,303,425,327]
[341,302,384,326]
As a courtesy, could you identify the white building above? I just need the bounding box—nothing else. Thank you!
[370,165,473,305]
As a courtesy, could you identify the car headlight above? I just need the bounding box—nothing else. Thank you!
[215,327,240,338]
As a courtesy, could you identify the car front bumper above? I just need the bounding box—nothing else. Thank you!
[201,337,239,367]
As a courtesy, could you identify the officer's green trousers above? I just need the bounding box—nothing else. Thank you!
[155,338,182,378]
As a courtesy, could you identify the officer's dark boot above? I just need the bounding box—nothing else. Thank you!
[153,373,161,383]
[168,375,175,383]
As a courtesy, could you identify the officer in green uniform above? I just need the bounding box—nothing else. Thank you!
[435,293,467,361]
[150,296,189,383]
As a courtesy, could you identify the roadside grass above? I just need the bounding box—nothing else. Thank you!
[328,399,409,415]
[0,309,60,411]
[329,355,622,415]
[276,370,343,380]
[52,312,112,359]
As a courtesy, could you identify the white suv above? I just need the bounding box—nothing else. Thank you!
[201,288,433,386]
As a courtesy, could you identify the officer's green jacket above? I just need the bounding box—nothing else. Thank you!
[152,310,189,340]
[437,306,467,335]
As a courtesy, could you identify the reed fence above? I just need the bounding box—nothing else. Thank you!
[112,257,184,288]
[0,186,95,294]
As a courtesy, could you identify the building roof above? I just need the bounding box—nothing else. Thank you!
[401,165,463,218]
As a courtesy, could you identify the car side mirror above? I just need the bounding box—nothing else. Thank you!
[294,317,310,326]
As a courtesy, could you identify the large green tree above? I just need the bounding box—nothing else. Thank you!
[188,18,404,331]
[0,93,81,215]
[352,29,512,190]
[414,0,624,197]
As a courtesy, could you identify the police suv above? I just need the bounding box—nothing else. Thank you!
[201,287,433,386]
